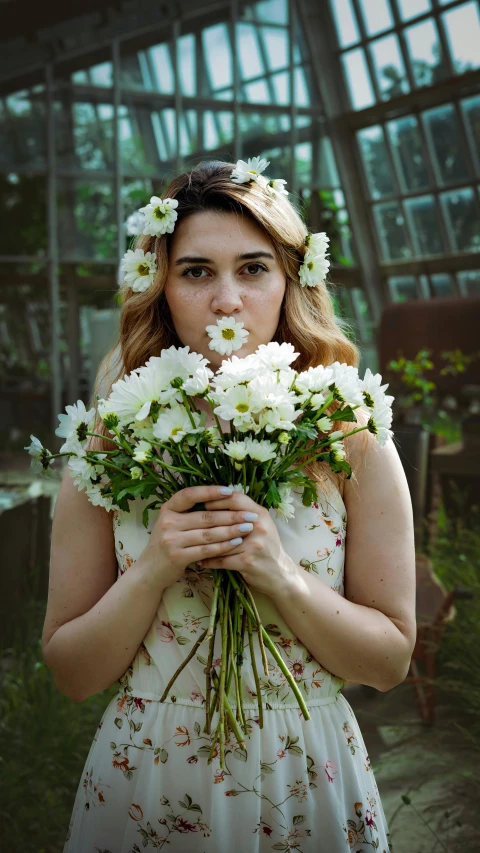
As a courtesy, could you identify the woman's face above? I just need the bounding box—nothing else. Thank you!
[164,209,286,371]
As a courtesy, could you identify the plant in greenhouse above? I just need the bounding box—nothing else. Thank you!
[25,316,395,768]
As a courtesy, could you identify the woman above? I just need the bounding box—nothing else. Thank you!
[42,159,416,852]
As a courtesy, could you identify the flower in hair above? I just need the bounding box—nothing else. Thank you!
[230,157,270,185]
[138,196,179,236]
[266,178,288,196]
[298,232,331,288]
[120,248,157,292]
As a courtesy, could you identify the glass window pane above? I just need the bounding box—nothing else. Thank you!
[56,95,114,172]
[243,79,271,103]
[179,34,196,97]
[242,0,287,25]
[370,35,410,100]
[373,202,411,260]
[0,86,46,170]
[457,270,480,297]
[461,95,480,175]
[430,273,456,299]
[342,49,375,110]
[403,195,444,256]
[57,180,116,261]
[238,24,264,80]
[203,25,233,93]
[397,0,431,21]
[318,136,340,186]
[329,0,360,48]
[351,287,374,342]
[404,20,447,87]
[120,42,174,93]
[442,2,480,74]
[357,126,396,199]
[440,188,480,253]
[262,26,289,70]
[203,111,234,151]
[272,71,289,105]
[0,175,47,255]
[72,61,112,87]
[388,275,418,302]
[295,67,310,106]
[121,178,155,250]
[422,104,469,185]
[387,116,430,192]
[358,0,393,36]
[179,110,199,157]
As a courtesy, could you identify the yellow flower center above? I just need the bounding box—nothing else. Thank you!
[236,403,249,413]
[308,261,314,270]
[137,262,150,275]
[153,206,166,219]
[171,427,182,435]
[221,328,235,340]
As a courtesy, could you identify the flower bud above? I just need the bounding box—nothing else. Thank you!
[102,412,119,429]
[277,431,291,444]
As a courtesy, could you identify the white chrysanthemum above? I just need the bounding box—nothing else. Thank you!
[255,341,299,371]
[24,435,55,476]
[55,400,95,441]
[316,415,333,433]
[330,439,346,462]
[130,419,156,443]
[225,482,250,495]
[295,365,334,396]
[230,156,270,184]
[224,440,248,461]
[213,385,254,427]
[244,437,277,463]
[305,232,330,255]
[359,367,392,410]
[206,316,249,356]
[99,369,168,427]
[183,365,213,396]
[120,248,157,293]
[152,405,204,444]
[212,353,259,390]
[258,401,299,433]
[68,455,106,491]
[86,474,115,511]
[274,482,295,522]
[141,345,211,381]
[299,251,330,287]
[132,440,153,463]
[368,403,394,447]
[249,373,297,413]
[131,466,143,479]
[138,196,179,236]
[329,362,364,407]
[124,210,146,236]
[266,178,288,196]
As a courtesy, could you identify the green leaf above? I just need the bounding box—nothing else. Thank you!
[329,404,357,423]
[194,722,201,736]
[265,480,281,508]
[176,635,191,645]
[260,763,275,774]
[188,804,202,812]
[196,654,208,666]
[293,814,305,825]
[232,747,248,761]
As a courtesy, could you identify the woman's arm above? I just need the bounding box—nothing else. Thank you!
[269,429,417,692]
[42,467,167,703]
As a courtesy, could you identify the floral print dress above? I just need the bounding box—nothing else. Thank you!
[63,479,393,853]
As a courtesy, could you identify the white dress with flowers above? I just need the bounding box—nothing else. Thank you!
[63,477,393,853]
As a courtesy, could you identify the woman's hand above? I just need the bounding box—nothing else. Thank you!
[139,485,258,589]
[198,490,301,597]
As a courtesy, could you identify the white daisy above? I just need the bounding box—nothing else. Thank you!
[138,196,179,236]
[24,435,55,476]
[258,402,299,433]
[212,353,259,390]
[266,178,288,196]
[124,210,146,236]
[255,341,299,371]
[131,466,144,479]
[368,403,394,447]
[120,248,157,293]
[152,405,204,444]
[206,316,249,356]
[244,437,277,463]
[230,156,270,185]
[86,474,115,511]
[298,251,330,287]
[98,371,163,427]
[224,440,248,461]
[329,362,364,407]
[249,373,296,412]
[330,439,346,462]
[359,367,392,410]
[132,440,153,463]
[274,482,295,522]
[305,232,330,255]
[212,385,254,427]
[55,400,96,442]
[183,365,213,396]
[68,456,106,491]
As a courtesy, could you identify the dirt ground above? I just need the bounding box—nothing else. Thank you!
[343,681,479,853]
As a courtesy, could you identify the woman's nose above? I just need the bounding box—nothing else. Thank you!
[210,280,243,314]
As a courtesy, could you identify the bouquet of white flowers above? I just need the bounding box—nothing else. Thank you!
[26,317,394,768]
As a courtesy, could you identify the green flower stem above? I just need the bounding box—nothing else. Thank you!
[205,572,222,642]
[242,583,269,677]
[86,430,122,444]
[159,627,209,703]
[228,606,244,730]
[196,439,216,482]
[227,572,310,722]
[203,605,219,735]
[211,669,246,751]
[180,391,197,429]
[218,588,229,769]
[207,718,222,764]
[249,463,258,497]
[247,619,264,729]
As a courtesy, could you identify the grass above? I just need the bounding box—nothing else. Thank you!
[0,494,479,852]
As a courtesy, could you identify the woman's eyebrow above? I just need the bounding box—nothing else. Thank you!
[174,251,275,266]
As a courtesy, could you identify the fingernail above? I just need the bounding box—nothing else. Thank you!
[243,512,258,521]
[238,522,253,532]
[219,486,234,494]
[229,537,243,546]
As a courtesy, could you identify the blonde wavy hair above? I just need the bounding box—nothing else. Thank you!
[87,160,369,504]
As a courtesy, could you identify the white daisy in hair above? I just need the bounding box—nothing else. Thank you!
[298,252,330,287]
[266,178,289,196]
[120,248,157,292]
[230,156,270,185]
[139,196,179,236]
[305,232,330,255]
[206,316,249,356]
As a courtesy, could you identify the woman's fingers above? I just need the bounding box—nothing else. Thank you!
[175,509,258,531]
[203,492,263,514]
[180,522,253,549]
[167,484,234,513]
[183,535,245,565]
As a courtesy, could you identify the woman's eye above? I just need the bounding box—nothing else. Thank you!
[245,263,267,275]
[183,266,207,279]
